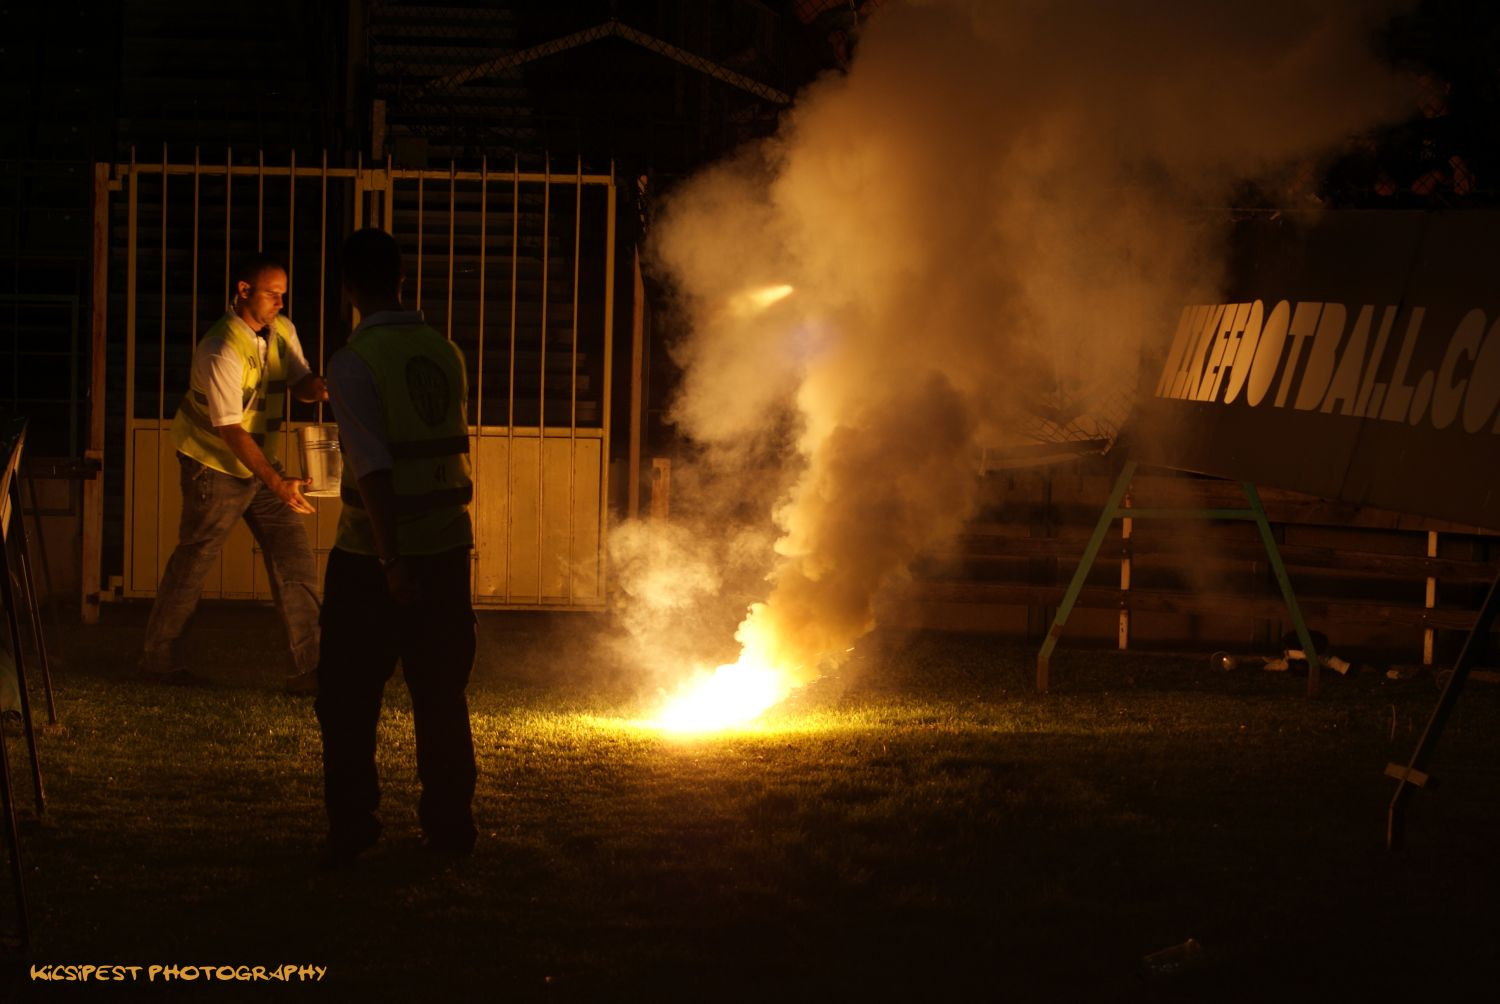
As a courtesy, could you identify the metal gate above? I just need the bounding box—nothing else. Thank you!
[90,151,616,612]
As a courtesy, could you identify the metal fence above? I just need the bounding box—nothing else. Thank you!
[87,151,617,618]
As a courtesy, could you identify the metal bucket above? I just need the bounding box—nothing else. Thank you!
[296,424,343,497]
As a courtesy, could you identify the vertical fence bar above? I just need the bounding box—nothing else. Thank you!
[599,171,617,598]
[446,162,455,341]
[68,311,79,456]
[567,158,581,604]
[83,163,110,622]
[1424,530,1438,665]
[287,150,296,301]
[383,153,394,235]
[474,159,488,598]
[157,146,168,577]
[505,160,518,604]
[415,172,424,311]
[628,246,643,520]
[157,147,167,420]
[477,157,487,427]
[122,152,139,597]
[358,157,369,231]
[256,149,264,252]
[6,178,14,407]
[317,151,327,423]
[190,149,200,577]
[192,149,200,352]
[352,153,364,232]
[537,160,550,603]
[218,148,233,597]
[351,155,365,331]
[223,146,232,304]
[284,149,296,463]
[570,163,581,428]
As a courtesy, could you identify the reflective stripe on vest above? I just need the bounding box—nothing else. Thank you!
[339,482,473,514]
[338,436,473,510]
[170,314,290,476]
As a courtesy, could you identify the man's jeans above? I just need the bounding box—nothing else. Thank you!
[315,545,477,852]
[142,454,321,674]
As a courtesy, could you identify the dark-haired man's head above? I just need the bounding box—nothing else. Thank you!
[341,228,405,315]
[230,253,287,331]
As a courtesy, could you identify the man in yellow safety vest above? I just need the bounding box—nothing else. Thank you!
[315,228,477,867]
[140,253,328,693]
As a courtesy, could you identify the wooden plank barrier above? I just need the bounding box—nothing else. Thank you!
[897,468,1499,656]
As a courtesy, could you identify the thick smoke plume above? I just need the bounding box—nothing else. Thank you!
[618,0,1409,689]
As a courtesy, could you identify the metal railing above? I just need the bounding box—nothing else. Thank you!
[86,150,617,620]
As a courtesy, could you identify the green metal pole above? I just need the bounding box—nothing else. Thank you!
[1036,459,1137,692]
[1243,482,1320,698]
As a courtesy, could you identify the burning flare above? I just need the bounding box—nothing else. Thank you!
[649,612,797,733]
[651,657,789,733]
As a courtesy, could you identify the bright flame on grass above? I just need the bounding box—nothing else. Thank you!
[652,657,790,734]
[649,618,797,734]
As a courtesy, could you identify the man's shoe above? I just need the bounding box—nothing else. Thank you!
[317,841,370,871]
[285,670,319,696]
[139,661,205,686]
[318,823,381,871]
[423,828,477,858]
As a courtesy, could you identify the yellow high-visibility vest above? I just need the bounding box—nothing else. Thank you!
[334,322,473,555]
[171,313,290,477]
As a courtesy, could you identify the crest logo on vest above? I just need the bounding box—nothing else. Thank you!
[405,356,451,426]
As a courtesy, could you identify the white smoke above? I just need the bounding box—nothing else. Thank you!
[617,0,1411,688]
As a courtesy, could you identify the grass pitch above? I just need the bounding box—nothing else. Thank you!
[3,605,1498,1001]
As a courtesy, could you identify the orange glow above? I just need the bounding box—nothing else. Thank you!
[651,657,790,733]
[728,283,794,318]
[648,615,798,733]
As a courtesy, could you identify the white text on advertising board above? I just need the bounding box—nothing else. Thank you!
[1154,301,1500,433]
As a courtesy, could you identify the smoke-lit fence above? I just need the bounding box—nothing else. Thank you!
[900,464,1500,668]
[87,152,617,619]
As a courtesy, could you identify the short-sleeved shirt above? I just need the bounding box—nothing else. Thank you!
[194,313,313,427]
[326,310,429,479]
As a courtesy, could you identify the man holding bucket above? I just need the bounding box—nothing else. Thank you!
[138,253,328,695]
[315,228,477,866]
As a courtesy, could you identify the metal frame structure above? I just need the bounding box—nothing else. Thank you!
[1,419,60,953]
[1035,458,1323,697]
[86,151,618,622]
[1386,569,1500,848]
[412,18,792,106]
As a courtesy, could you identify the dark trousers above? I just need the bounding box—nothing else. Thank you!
[144,454,320,674]
[314,545,477,848]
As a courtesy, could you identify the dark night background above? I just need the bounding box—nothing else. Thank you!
[4,0,1500,460]
[1,0,860,466]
